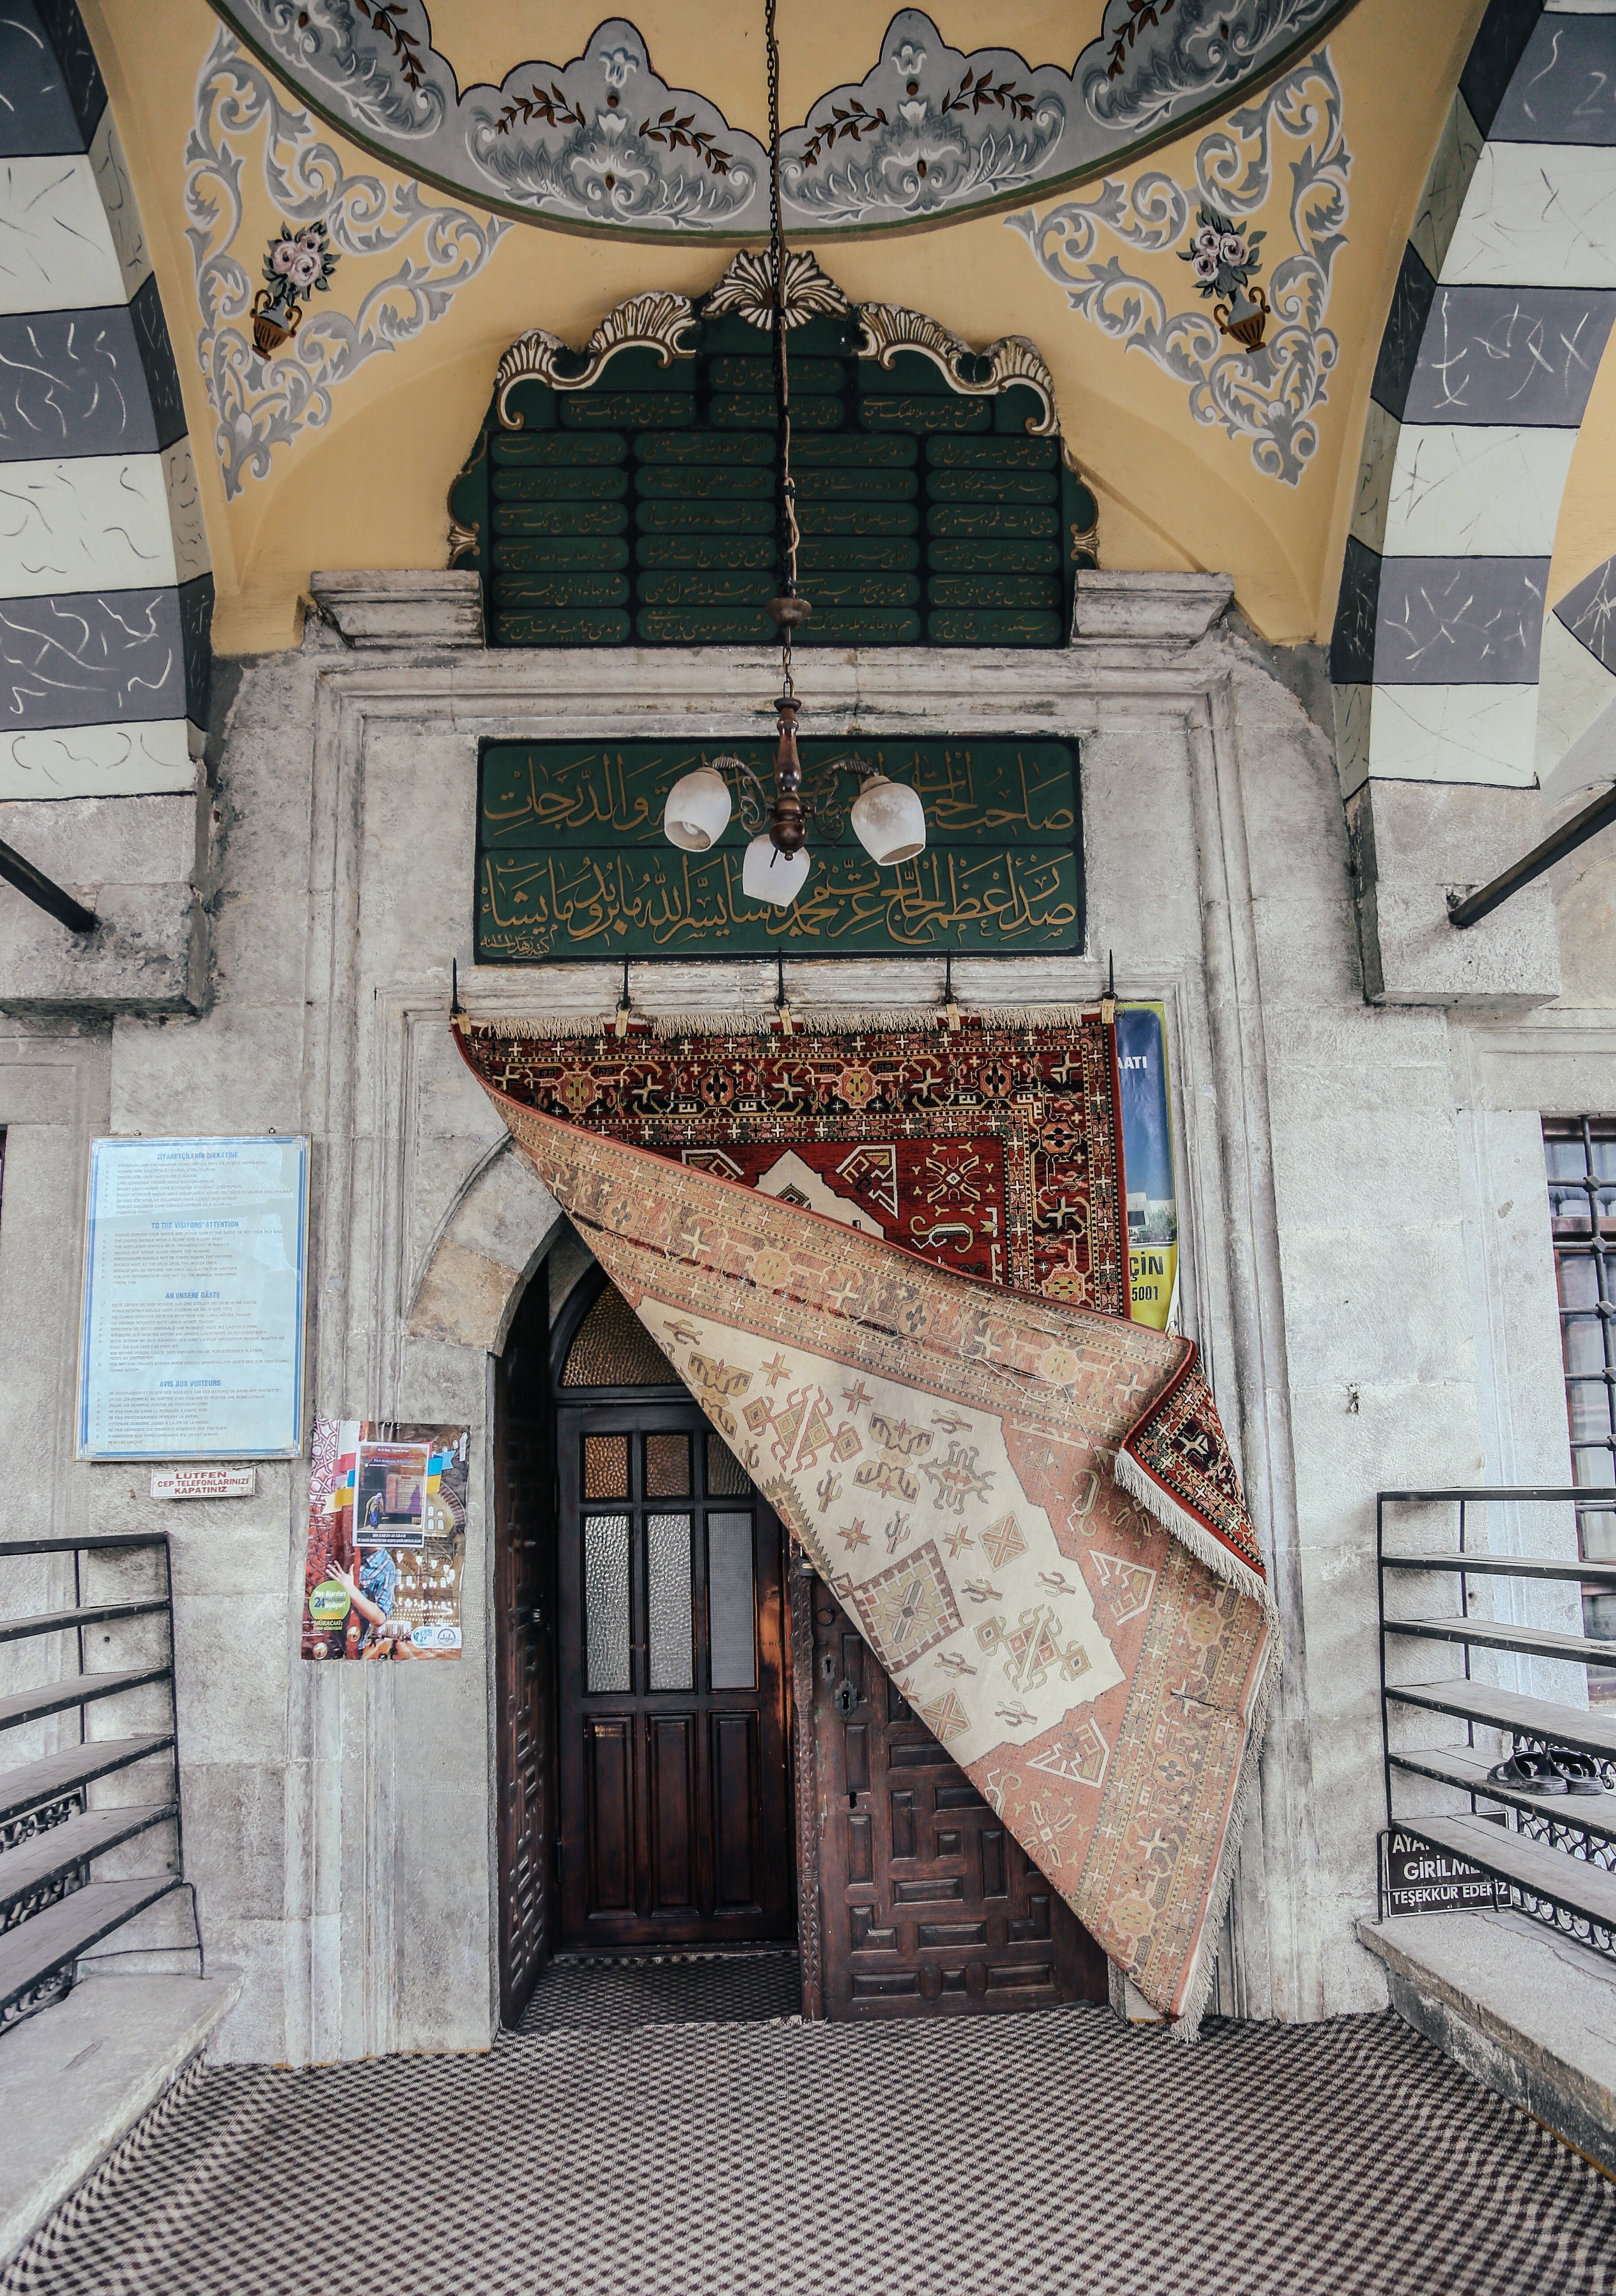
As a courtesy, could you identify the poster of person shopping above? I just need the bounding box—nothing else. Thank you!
[302,1420,469,1661]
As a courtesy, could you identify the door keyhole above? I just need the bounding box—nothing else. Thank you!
[833,1679,858,1719]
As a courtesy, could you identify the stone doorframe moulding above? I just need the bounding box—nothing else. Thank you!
[292,575,1322,2059]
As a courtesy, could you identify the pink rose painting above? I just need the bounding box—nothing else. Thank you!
[1178,202,1264,307]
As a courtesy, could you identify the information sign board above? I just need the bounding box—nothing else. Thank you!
[76,1136,309,1461]
[1379,1829,1507,1917]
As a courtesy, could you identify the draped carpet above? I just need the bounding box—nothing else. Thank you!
[457,1011,1276,2027]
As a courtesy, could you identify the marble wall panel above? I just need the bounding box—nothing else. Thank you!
[1491,12,1616,141]
[128,276,186,454]
[1460,0,1549,140]
[1382,425,1578,558]
[31,0,104,144]
[1444,142,1616,286]
[86,105,150,300]
[1553,550,1616,667]
[1365,681,1541,786]
[0,584,185,725]
[1372,556,1548,684]
[161,442,209,586]
[0,307,157,460]
[0,452,175,595]
[0,153,125,314]
[1409,94,1485,281]
[1330,536,1382,686]
[0,716,192,798]
[1402,284,1616,424]
[1368,243,1438,423]
[0,1,82,156]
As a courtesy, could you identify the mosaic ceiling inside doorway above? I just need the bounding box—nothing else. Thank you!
[203,1,1358,237]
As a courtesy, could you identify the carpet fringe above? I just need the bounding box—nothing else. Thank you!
[1169,1630,1283,2044]
[1113,1444,1279,1627]
[460,1004,1102,1042]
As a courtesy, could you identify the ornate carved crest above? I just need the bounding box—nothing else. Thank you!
[495,290,698,427]
[702,247,850,331]
[856,306,1058,436]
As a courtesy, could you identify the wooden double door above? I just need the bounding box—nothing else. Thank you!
[555,1402,795,1948]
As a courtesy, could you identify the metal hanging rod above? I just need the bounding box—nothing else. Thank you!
[1449,782,1616,929]
[0,836,96,934]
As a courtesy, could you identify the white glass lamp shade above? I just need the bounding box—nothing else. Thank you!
[850,775,926,865]
[663,766,732,852]
[741,833,811,908]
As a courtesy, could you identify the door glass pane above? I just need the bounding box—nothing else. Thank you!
[584,1434,629,1499]
[647,1514,694,1690]
[645,1432,691,1497]
[584,1515,631,1692]
[708,1512,756,1691]
[706,1433,751,1496]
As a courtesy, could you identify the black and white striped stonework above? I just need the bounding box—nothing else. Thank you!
[1331,0,1616,802]
[0,1,210,803]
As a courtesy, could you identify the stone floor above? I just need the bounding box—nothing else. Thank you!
[3,1961,1613,2296]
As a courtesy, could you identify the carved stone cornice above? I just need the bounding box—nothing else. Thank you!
[855,306,1059,436]
[495,291,698,427]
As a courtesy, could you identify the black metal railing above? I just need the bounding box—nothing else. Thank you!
[1378,1487,1616,1965]
[0,1532,197,2027]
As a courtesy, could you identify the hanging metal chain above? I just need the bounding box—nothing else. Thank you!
[765,0,798,693]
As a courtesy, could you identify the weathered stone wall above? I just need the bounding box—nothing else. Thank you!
[0,572,1602,2061]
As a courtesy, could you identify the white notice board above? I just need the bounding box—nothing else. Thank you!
[76,1136,310,1460]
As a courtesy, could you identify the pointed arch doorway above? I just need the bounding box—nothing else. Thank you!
[494,1251,1108,2026]
[493,1258,795,2020]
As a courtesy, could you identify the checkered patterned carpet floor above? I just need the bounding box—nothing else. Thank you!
[4,1991,1613,2295]
[520,1947,803,2032]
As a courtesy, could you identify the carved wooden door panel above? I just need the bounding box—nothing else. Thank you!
[556,1403,794,1948]
[493,1292,552,2026]
[812,1579,1107,2017]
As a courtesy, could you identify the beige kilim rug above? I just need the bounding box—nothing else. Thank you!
[461,1027,1278,2028]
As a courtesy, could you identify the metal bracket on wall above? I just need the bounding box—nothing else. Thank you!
[1449,783,1616,929]
[0,837,95,934]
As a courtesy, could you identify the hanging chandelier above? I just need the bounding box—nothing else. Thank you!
[661,0,926,910]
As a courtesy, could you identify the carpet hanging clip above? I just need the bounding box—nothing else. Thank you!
[614,959,632,1040]
[942,952,961,1033]
[774,949,794,1036]
[1100,949,1117,1029]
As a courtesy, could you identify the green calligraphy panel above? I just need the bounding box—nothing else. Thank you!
[475,736,1082,963]
[447,295,1091,650]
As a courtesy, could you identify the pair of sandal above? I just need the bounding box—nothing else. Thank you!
[1487,1747,1609,1797]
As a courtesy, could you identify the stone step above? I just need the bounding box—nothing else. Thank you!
[1359,1908,1616,2178]
[0,1971,241,2268]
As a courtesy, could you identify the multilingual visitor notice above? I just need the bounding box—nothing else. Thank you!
[76,1136,310,1461]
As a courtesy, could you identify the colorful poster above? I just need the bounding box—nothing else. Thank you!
[76,1136,309,1460]
[1116,1004,1179,1333]
[302,1420,469,1662]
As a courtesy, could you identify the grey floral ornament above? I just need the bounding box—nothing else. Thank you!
[253,218,340,356]
[1180,200,1268,347]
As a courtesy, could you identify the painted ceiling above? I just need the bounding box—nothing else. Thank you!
[204,1,1355,238]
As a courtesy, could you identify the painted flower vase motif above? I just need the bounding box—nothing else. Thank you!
[1213,282,1270,351]
[1179,201,1267,354]
[252,218,340,358]
[250,288,303,356]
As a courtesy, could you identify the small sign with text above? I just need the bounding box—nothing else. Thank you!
[1379,1829,1506,1917]
[150,1467,257,1500]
